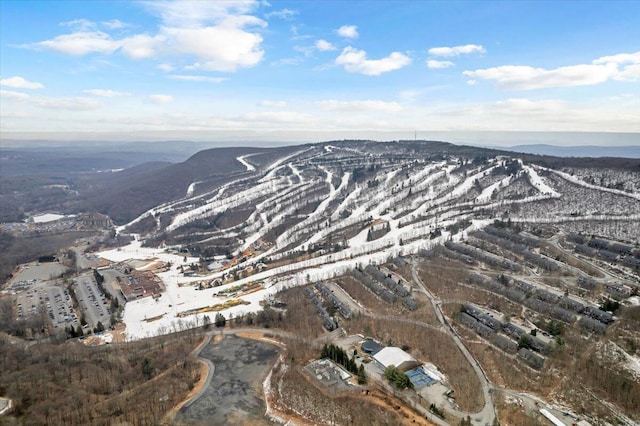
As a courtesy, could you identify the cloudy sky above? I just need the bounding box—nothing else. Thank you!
[1,0,639,142]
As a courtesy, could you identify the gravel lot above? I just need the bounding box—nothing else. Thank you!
[175,335,278,426]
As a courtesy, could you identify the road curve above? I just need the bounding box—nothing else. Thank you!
[179,333,215,410]
[410,260,497,426]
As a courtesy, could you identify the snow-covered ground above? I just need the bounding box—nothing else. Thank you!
[237,154,257,172]
[476,175,512,203]
[102,145,640,341]
[541,166,640,201]
[32,213,69,223]
[98,238,276,340]
[600,342,640,382]
[185,181,200,197]
[525,165,561,197]
[98,215,490,340]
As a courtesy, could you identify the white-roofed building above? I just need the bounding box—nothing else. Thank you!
[372,347,420,371]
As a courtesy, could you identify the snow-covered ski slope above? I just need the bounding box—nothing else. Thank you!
[105,142,640,339]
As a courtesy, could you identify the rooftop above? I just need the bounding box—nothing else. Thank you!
[373,347,418,370]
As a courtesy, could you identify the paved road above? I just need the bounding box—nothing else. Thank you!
[410,259,497,426]
[178,333,215,410]
[546,235,614,280]
[0,397,12,415]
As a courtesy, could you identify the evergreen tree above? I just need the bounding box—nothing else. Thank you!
[141,357,153,380]
[357,364,367,384]
[214,313,226,328]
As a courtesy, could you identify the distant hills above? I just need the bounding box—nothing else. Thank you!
[502,144,640,159]
[2,139,639,225]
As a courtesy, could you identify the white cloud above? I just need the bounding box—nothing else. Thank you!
[148,94,173,104]
[259,100,287,108]
[271,57,303,66]
[426,60,454,69]
[337,25,358,39]
[60,18,97,31]
[34,31,120,55]
[0,89,31,101]
[463,52,640,90]
[166,25,264,71]
[396,89,422,102]
[102,19,129,30]
[428,44,485,57]
[592,52,640,66]
[293,44,314,57]
[463,65,609,89]
[0,89,101,110]
[0,76,44,89]
[143,1,259,27]
[157,63,175,72]
[120,33,165,59]
[316,99,403,113]
[593,51,640,81]
[493,98,567,114]
[335,47,411,76]
[29,1,267,72]
[265,8,296,19]
[168,75,228,83]
[243,110,311,123]
[83,89,131,97]
[34,97,102,110]
[430,97,640,131]
[315,39,336,52]
[289,24,311,40]
[616,64,640,81]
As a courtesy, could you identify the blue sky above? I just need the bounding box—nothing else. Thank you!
[0,0,639,142]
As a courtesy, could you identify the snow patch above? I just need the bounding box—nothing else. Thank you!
[542,166,640,201]
[237,154,256,172]
[524,165,560,197]
[32,213,68,223]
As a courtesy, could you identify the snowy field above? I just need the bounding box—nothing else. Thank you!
[98,216,489,340]
[31,213,69,223]
[98,238,276,340]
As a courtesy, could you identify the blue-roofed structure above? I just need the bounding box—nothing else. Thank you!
[406,367,436,388]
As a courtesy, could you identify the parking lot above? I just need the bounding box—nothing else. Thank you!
[326,281,364,315]
[15,284,79,331]
[6,263,68,293]
[74,274,111,330]
[10,263,68,283]
[98,268,127,305]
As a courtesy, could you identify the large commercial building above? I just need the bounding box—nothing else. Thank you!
[372,347,420,371]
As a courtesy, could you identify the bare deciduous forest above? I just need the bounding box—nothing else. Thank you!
[0,331,201,425]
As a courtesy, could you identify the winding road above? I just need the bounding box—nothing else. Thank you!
[410,259,497,426]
